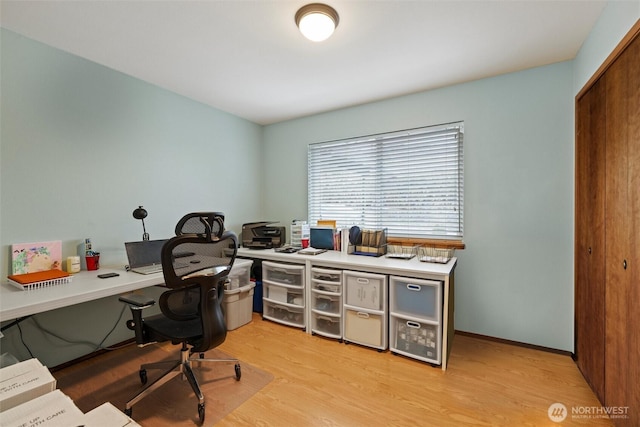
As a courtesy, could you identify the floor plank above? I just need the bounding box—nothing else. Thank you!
[58,313,610,426]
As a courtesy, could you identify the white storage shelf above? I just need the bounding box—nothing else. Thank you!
[262,261,306,329]
[310,267,343,340]
[343,270,387,350]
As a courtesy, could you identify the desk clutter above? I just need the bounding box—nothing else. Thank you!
[0,358,139,426]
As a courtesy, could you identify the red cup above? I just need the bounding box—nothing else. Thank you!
[301,238,309,249]
[86,255,100,271]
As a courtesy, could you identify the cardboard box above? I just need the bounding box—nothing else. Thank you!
[0,389,84,427]
[83,402,141,427]
[0,358,56,412]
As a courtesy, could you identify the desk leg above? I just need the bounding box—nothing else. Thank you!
[441,269,455,371]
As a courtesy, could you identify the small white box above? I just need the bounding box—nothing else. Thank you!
[83,402,141,427]
[0,390,84,427]
[0,358,56,412]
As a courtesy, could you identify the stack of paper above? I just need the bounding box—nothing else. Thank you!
[0,389,85,427]
[0,358,56,412]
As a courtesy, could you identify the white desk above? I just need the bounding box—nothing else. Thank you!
[0,268,165,323]
[237,247,457,371]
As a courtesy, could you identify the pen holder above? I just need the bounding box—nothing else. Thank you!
[86,255,100,271]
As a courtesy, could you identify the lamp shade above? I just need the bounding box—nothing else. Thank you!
[295,3,339,42]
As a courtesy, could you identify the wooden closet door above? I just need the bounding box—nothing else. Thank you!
[574,78,606,403]
[604,34,639,421]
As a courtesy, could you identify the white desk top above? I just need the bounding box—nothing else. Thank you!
[0,267,165,322]
[237,247,456,280]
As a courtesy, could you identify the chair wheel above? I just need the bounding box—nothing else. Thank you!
[139,369,147,385]
[124,408,132,417]
[234,363,241,381]
[198,403,205,424]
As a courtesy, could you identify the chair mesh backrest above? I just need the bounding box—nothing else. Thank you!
[159,230,238,351]
[175,212,225,237]
[161,232,237,290]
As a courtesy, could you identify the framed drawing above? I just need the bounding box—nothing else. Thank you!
[11,240,63,274]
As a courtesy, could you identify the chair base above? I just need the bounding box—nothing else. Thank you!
[124,343,240,424]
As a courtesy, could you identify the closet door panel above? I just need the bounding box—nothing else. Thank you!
[574,79,606,403]
[604,34,639,419]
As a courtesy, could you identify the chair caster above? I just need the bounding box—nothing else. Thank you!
[139,369,147,385]
[198,402,205,424]
[234,363,241,381]
[124,408,133,417]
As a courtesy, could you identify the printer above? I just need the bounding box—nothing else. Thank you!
[242,221,286,249]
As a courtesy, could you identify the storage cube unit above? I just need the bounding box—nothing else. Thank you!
[390,316,441,364]
[262,261,306,329]
[389,275,443,364]
[223,282,255,330]
[343,270,387,350]
[310,267,343,340]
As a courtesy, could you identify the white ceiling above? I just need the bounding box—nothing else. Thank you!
[1,0,606,125]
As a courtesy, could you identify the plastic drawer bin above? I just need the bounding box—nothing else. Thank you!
[223,282,255,330]
[263,301,304,327]
[312,312,341,337]
[263,262,304,287]
[344,309,384,348]
[391,316,441,364]
[390,276,442,322]
[227,259,253,290]
[344,271,385,311]
[313,293,340,314]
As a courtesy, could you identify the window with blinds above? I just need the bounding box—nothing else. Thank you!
[308,122,464,240]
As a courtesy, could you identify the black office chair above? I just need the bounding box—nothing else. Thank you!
[119,213,240,424]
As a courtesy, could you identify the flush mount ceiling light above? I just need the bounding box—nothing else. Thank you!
[295,3,339,42]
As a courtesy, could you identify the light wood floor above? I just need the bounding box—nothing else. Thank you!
[68,313,612,426]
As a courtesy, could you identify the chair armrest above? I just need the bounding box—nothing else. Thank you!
[119,293,156,309]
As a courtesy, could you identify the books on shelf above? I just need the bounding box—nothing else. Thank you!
[0,358,56,412]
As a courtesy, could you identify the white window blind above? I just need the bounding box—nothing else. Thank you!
[308,122,464,240]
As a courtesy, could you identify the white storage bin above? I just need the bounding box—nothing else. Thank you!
[312,312,341,337]
[223,282,255,330]
[265,283,288,303]
[344,309,385,348]
[311,267,342,284]
[263,300,304,327]
[390,315,441,364]
[344,271,386,310]
[227,258,253,290]
[263,261,304,287]
[390,276,442,322]
[313,292,340,314]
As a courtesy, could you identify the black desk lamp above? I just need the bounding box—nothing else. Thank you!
[133,206,150,241]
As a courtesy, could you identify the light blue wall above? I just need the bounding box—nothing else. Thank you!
[573,2,640,95]
[262,62,576,351]
[260,7,639,353]
[0,29,263,366]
